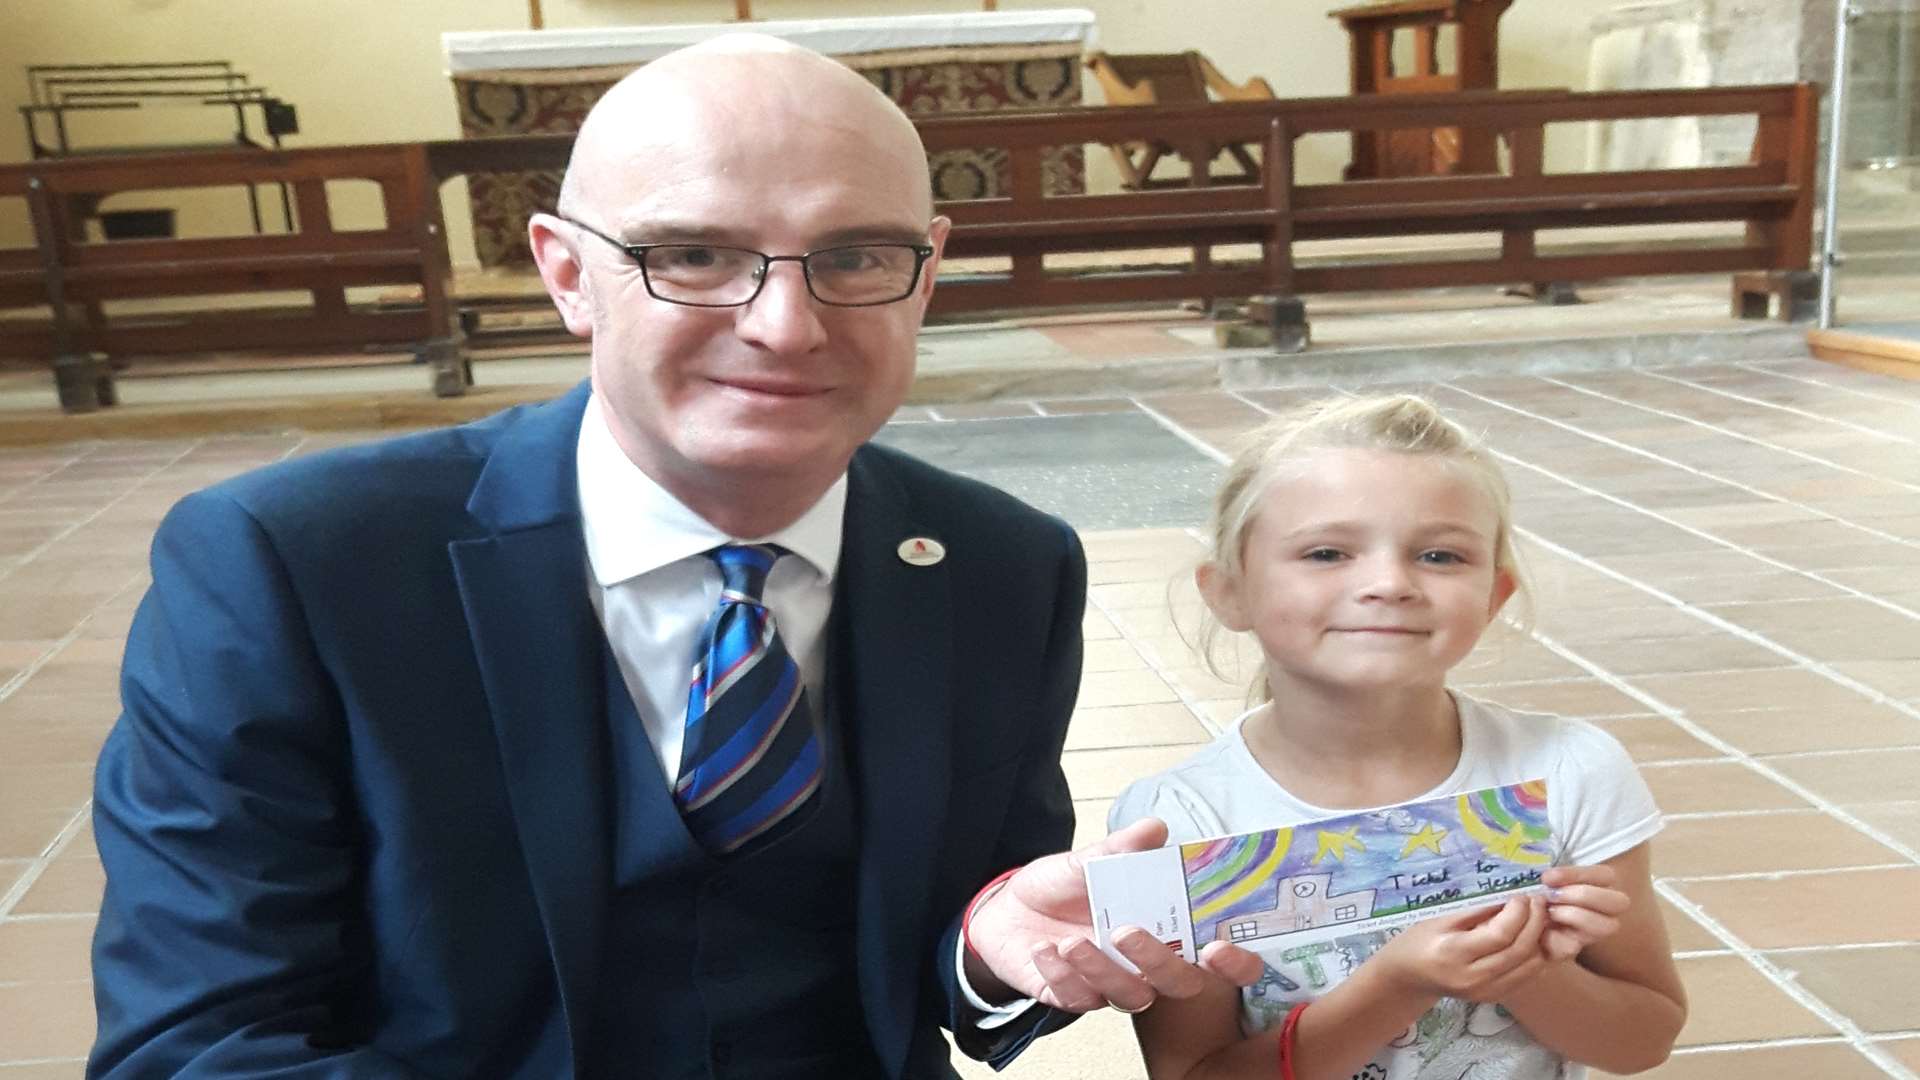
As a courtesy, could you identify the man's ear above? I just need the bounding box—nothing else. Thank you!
[528,213,594,339]
[911,214,951,308]
[1196,561,1252,633]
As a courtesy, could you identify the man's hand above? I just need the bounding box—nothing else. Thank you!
[962,818,1264,1013]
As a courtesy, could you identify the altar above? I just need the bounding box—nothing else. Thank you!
[444,8,1097,266]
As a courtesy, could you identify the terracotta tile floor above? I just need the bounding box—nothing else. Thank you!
[3,356,1919,1077]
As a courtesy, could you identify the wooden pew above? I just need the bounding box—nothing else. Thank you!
[0,142,464,412]
[0,83,1817,413]
[918,84,1816,327]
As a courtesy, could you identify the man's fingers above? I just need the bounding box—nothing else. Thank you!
[1113,928,1207,999]
[1079,817,1170,863]
[1029,941,1104,1012]
[1196,941,1266,987]
[1052,935,1158,1012]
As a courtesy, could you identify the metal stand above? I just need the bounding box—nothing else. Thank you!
[1818,0,1858,329]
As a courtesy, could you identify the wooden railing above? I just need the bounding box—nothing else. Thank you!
[0,141,466,410]
[0,83,1817,413]
[918,83,1815,314]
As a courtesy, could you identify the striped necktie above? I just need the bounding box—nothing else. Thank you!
[673,544,823,855]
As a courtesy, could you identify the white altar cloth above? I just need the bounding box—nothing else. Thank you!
[443,8,1098,75]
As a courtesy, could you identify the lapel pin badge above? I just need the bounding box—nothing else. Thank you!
[897,537,946,567]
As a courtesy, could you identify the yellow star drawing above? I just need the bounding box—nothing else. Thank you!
[1482,822,1533,861]
[1400,823,1447,858]
[1313,826,1366,864]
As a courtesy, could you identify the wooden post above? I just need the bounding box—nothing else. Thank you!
[528,0,543,30]
[983,0,998,9]
[734,0,752,20]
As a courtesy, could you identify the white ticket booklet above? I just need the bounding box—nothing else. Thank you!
[1086,780,1554,965]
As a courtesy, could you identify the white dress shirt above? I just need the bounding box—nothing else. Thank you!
[574,393,1032,1027]
[576,394,842,784]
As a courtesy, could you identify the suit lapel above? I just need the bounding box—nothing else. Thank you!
[448,383,610,1069]
[837,448,954,1075]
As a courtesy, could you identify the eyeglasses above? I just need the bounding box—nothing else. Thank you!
[562,217,935,308]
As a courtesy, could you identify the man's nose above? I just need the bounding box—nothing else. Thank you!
[735,261,827,355]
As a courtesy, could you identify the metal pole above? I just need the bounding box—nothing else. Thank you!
[1818,0,1857,329]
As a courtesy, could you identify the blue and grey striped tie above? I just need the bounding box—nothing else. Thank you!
[673,544,823,855]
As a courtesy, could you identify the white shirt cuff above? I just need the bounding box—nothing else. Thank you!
[955,935,1041,1029]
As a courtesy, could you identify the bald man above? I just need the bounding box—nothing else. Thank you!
[88,36,1252,1080]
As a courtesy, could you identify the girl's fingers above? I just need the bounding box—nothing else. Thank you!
[1542,864,1619,890]
[1470,896,1548,976]
[1545,902,1621,943]
[1549,884,1630,917]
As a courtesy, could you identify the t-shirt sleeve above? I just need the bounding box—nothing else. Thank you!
[1551,718,1664,866]
[1108,774,1228,844]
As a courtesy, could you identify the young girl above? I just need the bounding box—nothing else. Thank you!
[1108,395,1686,1080]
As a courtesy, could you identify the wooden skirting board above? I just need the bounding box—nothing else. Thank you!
[1807,325,1920,381]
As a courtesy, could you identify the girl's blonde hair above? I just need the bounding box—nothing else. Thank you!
[1196,394,1527,702]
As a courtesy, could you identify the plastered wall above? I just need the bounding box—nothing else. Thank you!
[0,0,1632,264]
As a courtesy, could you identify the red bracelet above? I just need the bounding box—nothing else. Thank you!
[1278,1001,1308,1080]
[961,867,1021,966]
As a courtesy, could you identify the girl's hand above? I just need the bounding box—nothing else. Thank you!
[1375,894,1550,1003]
[1540,864,1631,961]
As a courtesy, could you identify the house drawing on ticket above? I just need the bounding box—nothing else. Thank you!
[1214,873,1378,944]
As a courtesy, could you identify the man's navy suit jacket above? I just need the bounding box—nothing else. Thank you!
[89,382,1087,1078]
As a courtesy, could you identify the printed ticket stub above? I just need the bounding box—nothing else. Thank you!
[1087,780,1554,965]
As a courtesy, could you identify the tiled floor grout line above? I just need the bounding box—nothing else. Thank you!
[1081,589,1230,742]
[0,569,151,704]
[1655,879,1920,1080]
[1671,1033,1908,1055]
[1524,614,1920,866]
[1119,397,1290,742]
[1128,395,1248,465]
[0,804,91,921]
[1735,940,1919,955]
[1731,359,1920,411]
[1446,383,1920,637]
[1666,863,1915,884]
[1664,807,1906,821]
[1534,374,1920,496]
[1636,367,1920,445]
[1453,379,1920,557]
[0,437,207,588]
[1511,495,1920,721]
[1,437,316,924]
[0,443,91,508]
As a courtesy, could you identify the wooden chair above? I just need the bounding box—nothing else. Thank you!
[1083,50,1275,189]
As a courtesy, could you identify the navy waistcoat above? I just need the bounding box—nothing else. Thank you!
[590,644,886,1079]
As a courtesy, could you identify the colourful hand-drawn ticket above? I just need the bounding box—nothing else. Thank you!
[1087,780,1553,963]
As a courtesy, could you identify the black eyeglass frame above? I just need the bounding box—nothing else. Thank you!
[560,216,936,309]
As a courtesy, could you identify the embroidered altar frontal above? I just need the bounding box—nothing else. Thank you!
[451,22,1092,268]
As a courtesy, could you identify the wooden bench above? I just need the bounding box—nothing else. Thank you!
[1083,50,1275,189]
[0,82,1818,411]
[0,142,463,412]
[917,83,1816,334]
